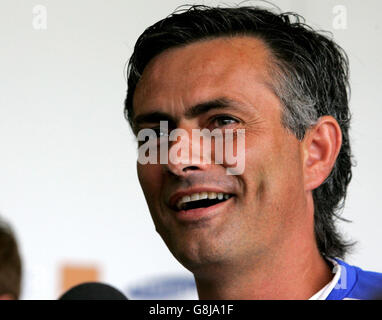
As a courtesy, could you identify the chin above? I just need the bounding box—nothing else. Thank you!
[167,236,230,272]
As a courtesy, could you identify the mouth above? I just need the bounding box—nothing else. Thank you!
[168,188,236,222]
[175,192,233,211]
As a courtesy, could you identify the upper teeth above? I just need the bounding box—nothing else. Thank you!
[176,192,230,210]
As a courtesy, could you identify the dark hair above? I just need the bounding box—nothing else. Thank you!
[0,218,22,299]
[124,5,354,258]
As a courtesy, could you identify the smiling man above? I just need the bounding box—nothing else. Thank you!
[124,5,382,299]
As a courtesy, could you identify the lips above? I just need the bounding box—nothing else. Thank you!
[174,195,234,223]
[169,188,234,212]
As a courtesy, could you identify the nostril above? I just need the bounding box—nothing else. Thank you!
[164,162,205,177]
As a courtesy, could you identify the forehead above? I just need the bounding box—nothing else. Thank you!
[133,36,275,115]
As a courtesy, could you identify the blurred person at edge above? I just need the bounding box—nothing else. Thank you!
[124,5,382,299]
[0,218,22,300]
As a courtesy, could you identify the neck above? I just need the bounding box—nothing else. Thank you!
[195,248,331,299]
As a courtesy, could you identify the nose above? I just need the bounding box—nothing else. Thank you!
[163,126,211,177]
[165,163,201,176]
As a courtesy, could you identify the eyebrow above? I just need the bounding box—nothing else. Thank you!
[132,97,248,131]
[133,111,175,128]
[184,97,245,118]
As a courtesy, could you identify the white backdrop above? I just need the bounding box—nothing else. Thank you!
[0,0,381,299]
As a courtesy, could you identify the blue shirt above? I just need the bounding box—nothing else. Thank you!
[326,258,382,300]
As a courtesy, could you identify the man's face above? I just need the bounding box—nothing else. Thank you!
[133,37,307,272]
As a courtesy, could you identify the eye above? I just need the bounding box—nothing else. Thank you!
[151,126,170,138]
[136,126,170,147]
[209,115,240,129]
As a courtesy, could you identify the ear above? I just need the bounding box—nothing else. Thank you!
[302,116,342,191]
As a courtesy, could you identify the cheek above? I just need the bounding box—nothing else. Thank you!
[137,163,163,203]
[243,130,303,201]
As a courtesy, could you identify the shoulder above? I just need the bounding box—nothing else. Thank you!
[347,264,382,300]
[327,258,382,300]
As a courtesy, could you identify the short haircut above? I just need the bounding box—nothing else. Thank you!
[124,5,354,258]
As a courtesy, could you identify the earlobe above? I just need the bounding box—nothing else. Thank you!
[303,116,342,191]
